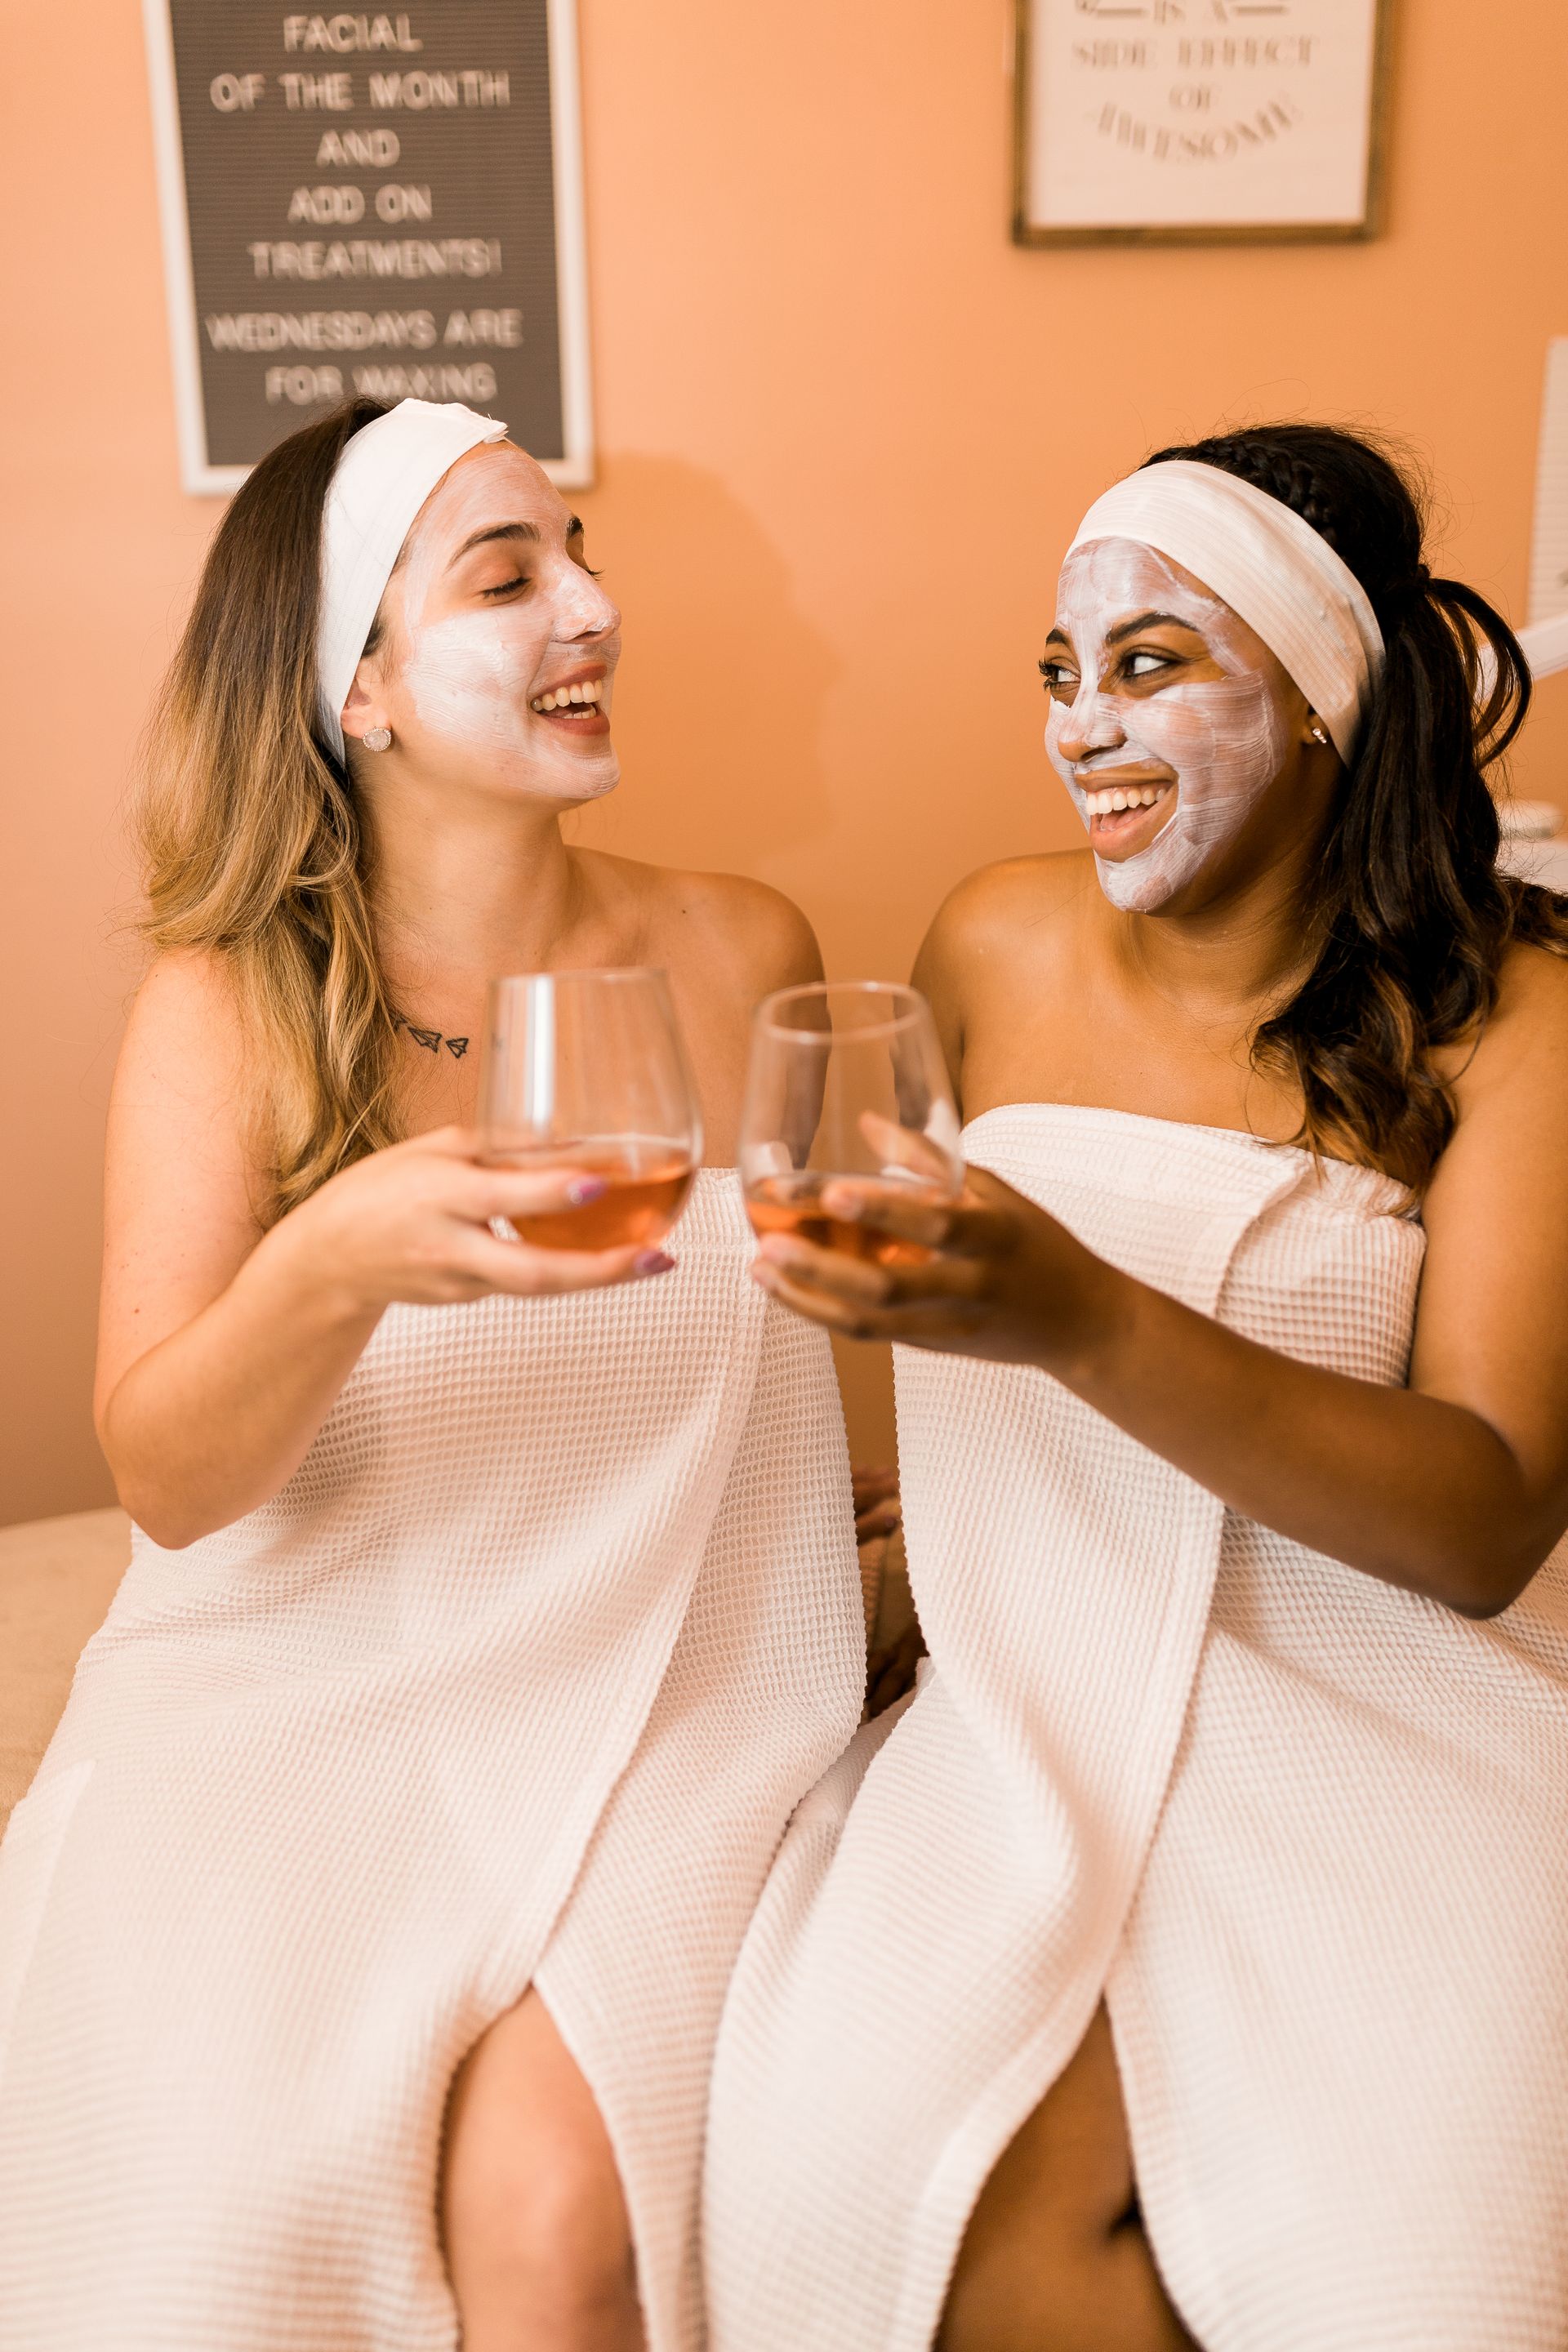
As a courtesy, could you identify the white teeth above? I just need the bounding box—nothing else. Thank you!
[530,679,603,713]
[1084,783,1167,817]
[568,683,585,703]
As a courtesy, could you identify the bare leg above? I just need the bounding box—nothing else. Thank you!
[938,2006,1199,2352]
[440,1986,645,2352]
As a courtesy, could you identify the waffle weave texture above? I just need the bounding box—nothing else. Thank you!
[705,1105,1568,2352]
[0,1170,866,2352]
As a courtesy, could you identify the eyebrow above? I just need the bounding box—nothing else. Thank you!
[1106,609,1198,646]
[452,520,542,563]
[449,515,586,568]
[1043,610,1202,657]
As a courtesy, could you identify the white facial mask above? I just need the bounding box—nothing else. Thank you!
[378,443,621,797]
[403,610,547,757]
[1045,538,1295,912]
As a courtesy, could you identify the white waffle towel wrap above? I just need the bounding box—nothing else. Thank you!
[705,1107,1568,2352]
[0,1174,865,2351]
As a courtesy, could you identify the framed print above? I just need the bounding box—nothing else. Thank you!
[142,0,595,493]
[1013,0,1393,247]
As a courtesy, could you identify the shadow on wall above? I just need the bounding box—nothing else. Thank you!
[568,452,897,1467]
[567,452,840,877]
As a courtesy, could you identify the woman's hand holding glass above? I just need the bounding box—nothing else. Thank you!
[739,981,964,1262]
[739,978,1107,1371]
[274,1125,670,1316]
[751,1138,1114,1374]
[274,967,702,1314]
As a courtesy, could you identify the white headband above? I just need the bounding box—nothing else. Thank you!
[316,398,508,762]
[1067,459,1385,765]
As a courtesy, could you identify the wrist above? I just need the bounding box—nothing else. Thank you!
[1026,1243,1138,1392]
[242,1196,386,1335]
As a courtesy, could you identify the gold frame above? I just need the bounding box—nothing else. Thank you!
[1011,0,1394,248]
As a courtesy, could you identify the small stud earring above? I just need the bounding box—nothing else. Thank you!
[1308,720,1330,746]
[361,725,393,752]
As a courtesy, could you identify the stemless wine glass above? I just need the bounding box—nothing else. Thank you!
[739,982,964,1267]
[478,969,702,1250]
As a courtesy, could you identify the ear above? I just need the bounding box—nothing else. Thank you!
[340,657,390,750]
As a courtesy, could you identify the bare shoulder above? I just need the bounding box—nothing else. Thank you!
[595,849,823,998]
[99,951,270,1414]
[1427,942,1568,1241]
[914,850,1096,992]
[1493,933,1568,1027]
[118,947,251,1105]
[667,866,823,997]
[1455,938,1568,1110]
[111,947,265,1196]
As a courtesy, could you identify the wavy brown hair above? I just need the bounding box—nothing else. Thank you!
[139,399,398,1221]
[1142,423,1567,1194]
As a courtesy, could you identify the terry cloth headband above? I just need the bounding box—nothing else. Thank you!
[316,398,509,762]
[1067,458,1386,765]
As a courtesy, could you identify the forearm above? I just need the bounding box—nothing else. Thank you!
[100,1227,381,1548]
[1051,1266,1550,1614]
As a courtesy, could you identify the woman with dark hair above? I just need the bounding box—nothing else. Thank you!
[0,399,866,2350]
[706,425,1568,2352]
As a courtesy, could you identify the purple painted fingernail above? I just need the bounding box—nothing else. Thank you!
[567,1176,608,1205]
[635,1250,675,1276]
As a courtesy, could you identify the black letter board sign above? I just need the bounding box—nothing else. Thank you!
[143,0,593,492]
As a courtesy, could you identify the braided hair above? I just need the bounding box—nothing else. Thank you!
[1140,423,1566,1194]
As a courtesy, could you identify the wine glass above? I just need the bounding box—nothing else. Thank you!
[478,969,702,1250]
[739,982,964,1267]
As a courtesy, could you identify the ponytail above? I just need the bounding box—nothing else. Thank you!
[1143,425,1565,1192]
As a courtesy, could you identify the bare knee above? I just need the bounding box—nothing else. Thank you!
[442,1991,642,2350]
[490,2141,636,2320]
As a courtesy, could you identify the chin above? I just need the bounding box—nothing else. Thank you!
[565,763,621,808]
[483,742,621,808]
[539,748,621,809]
[1095,858,1183,915]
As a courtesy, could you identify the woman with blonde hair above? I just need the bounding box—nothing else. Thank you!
[706,424,1568,2352]
[0,398,865,2351]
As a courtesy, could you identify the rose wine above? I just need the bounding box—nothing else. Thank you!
[489,1140,697,1250]
[744,1172,952,1267]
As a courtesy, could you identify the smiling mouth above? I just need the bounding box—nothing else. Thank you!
[529,675,606,720]
[1081,777,1174,849]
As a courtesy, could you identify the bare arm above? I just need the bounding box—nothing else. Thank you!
[97,956,660,1549]
[751,947,1568,1619]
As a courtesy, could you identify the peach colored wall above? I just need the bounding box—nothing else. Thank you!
[3,0,1566,1521]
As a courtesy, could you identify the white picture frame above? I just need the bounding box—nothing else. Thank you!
[1013,0,1392,248]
